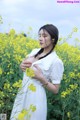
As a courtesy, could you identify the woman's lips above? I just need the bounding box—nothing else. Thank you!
[40,43,43,45]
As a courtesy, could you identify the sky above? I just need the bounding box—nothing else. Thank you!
[0,0,80,45]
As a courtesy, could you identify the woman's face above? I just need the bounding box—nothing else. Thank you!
[38,29,53,49]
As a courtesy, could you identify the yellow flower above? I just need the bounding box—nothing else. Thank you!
[63,74,66,80]
[30,104,36,112]
[12,80,22,88]
[28,83,36,92]
[0,91,4,98]
[17,113,24,120]
[61,91,68,98]
[69,72,75,78]
[61,84,78,98]
[69,84,78,90]
[72,27,78,32]
[0,100,4,107]
[61,89,71,98]
[67,112,70,118]
[17,109,28,120]
[17,105,36,120]
[26,68,34,77]
[0,68,2,75]
[4,83,10,89]
[76,73,80,78]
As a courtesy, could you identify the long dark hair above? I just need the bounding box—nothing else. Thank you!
[35,24,59,59]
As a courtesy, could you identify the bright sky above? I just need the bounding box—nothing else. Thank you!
[0,0,80,45]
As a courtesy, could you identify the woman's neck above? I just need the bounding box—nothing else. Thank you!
[43,45,53,55]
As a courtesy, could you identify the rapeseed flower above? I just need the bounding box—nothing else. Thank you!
[28,83,36,92]
[30,104,36,112]
[26,68,34,77]
[17,105,36,120]
[12,80,22,88]
[4,83,10,89]
[17,109,28,120]
[0,68,2,75]
[67,112,71,118]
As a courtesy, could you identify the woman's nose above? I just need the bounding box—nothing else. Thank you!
[39,36,44,41]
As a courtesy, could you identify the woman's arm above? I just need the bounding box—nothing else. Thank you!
[40,76,60,94]
[32,64,60,94]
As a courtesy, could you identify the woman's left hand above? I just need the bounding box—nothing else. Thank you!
[32,64,44,82]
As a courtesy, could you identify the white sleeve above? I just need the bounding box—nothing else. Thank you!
[49,59,64,84]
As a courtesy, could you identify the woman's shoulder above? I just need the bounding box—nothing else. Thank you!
[28,48,40,56]
[42,51,64,70]
[51,51,64,66]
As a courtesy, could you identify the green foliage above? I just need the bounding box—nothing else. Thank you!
[47,42,80,120]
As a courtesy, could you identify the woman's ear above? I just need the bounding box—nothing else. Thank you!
[52,39,55,43]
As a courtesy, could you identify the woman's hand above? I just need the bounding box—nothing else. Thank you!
[32,65,60,94]
[20,59,32,72]
[32,64,45,82]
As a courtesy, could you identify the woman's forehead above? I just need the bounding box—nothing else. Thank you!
[38,29,49,35]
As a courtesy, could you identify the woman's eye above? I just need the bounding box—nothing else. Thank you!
[38,35,47,38]
[43,36,47,37]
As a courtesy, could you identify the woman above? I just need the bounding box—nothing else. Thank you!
[10,24,64,120]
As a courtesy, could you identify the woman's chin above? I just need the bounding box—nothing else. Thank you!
[40,45,45,48]
[40,47,44,49]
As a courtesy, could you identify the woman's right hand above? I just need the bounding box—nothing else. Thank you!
[20,59,32,72]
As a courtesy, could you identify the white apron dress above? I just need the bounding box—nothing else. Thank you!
[10,48,64,120]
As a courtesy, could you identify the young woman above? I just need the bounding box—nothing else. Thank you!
[10,24,64,120]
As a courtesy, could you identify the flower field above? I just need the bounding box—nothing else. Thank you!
[0,29,80,120]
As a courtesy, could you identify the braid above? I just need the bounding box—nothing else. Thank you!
[34,44,55,60]
[34,48,44,58]
[39,45,54,60]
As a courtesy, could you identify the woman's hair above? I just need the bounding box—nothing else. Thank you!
[35,24,59,59]
[39,24,59,43]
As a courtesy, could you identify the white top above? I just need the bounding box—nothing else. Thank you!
[28,48,64,84]
[10,48,64,120]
